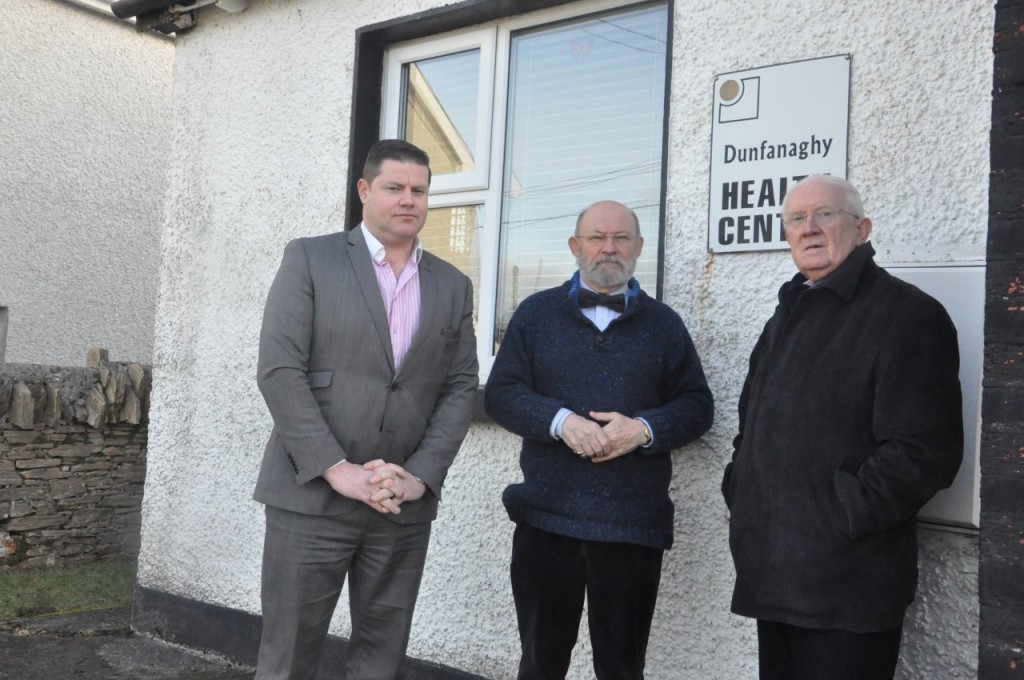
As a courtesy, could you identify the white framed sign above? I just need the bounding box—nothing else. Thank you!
[708,55,851,253]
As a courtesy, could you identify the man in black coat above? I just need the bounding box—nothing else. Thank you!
[722,175,963,680]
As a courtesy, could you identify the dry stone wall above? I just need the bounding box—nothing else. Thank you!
[0,356,149,569]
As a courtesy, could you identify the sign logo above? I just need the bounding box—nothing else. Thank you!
[717,77,760,123]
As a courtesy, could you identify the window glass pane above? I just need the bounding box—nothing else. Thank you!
[495,4,667,346]
[402,50,480,176]
[420,204,483,327]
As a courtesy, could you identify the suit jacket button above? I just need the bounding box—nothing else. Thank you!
[391,383,399,391]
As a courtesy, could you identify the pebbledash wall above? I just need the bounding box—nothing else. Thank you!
[135,1,997,679]
[0,0,169,574]
[0,359,150,569]
[0,1,172,367]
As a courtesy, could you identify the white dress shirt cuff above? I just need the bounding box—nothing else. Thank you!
[551,408,574,440]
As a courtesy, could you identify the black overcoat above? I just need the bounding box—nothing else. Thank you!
[722,243,963,633]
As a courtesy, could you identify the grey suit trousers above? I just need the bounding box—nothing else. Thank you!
[255,505,432,680]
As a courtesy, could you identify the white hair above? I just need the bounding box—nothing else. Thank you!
[783,175,865,217]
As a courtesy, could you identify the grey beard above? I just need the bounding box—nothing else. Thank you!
[577,253,636,290]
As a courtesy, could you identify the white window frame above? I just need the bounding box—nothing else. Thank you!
[380,0,665,377]
[382,28,496,194]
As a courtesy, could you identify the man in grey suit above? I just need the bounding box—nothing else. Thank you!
[254,139,479,679]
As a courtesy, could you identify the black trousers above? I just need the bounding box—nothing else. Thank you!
[757,619,903,680]
[510,523,663,680]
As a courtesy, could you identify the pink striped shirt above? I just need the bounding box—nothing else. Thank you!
[361,224,422,370]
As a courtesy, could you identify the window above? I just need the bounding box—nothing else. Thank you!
[372,0,669,374]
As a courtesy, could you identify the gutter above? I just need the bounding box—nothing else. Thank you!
[110,0,249,35]
[59,0,137,27]
[57,0,248,36]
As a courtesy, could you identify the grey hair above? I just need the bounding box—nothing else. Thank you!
[783,175,865,218]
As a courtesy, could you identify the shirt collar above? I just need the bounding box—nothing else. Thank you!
[579,278,628,296]
[360,222,423,265]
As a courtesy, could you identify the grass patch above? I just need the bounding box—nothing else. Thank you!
[0,559,136,621]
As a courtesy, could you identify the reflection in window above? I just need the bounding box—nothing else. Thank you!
[495,4,667,347]
[419,204,483,327]
[402,50,480,176]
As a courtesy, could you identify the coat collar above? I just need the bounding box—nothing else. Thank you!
[344,227,395,370]
[787,242,876,303]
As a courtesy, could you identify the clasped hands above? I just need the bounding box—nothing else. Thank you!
[561,411,648,463]
[322,459,426,514]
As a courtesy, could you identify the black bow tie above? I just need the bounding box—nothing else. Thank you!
[578,289,626,312]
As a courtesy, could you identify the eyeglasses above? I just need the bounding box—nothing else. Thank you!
[782,207,860,228]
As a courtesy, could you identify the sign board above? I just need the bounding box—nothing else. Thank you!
[888,264,984,529]
[709,55,850,253]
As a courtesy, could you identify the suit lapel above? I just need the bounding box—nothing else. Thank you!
[345,228,396,372]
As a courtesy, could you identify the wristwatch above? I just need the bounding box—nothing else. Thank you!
[637,419,652,446]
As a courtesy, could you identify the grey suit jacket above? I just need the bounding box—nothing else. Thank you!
[254,228,478,524]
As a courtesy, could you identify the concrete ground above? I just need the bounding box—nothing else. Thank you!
[0,606,254,679]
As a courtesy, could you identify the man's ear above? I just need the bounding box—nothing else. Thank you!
[857,217,873,245]
[357,178,369,204]
[568,235,580,256]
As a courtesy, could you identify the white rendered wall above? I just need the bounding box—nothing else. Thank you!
[139,1,991,678]
[0,1,172,367]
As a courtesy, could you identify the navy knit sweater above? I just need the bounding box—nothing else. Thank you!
[484,274,714,550]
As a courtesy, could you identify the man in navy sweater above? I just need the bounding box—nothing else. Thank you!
[485,200,714,679]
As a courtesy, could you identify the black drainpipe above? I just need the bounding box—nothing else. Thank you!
[979,1,1024,677]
